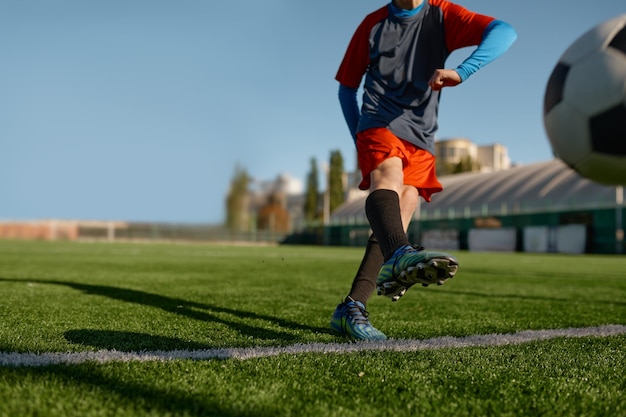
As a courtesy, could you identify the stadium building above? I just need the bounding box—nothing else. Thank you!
[327,159,625,255]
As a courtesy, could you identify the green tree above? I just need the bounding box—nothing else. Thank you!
[452,155,481,174]
[225,165,251,231]
[437,156,481,176]
[329,150,345,213]
[304,157,319,222]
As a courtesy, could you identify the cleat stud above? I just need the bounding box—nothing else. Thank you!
[422,283,429,287]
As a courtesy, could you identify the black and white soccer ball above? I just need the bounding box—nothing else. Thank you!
[543,14,626,185]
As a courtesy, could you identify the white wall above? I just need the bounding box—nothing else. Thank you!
[468,228,517,252]
[523,225,586,254]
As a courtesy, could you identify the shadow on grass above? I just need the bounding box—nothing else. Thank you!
[63,329,212,351]
[0,277,332,416]
[0,277,332,350]
[0,363,281,417]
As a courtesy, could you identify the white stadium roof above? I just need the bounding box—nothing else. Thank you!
[331,159,622,223]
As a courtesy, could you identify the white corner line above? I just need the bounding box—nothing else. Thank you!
[1,324,625,367]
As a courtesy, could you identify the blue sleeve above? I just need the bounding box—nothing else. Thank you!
[455,20,517,82]
[338,83,360,143]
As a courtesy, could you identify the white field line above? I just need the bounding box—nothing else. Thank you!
[1,324,625,368]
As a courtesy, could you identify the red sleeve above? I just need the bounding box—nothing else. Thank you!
[433,0,495,52]
[335,6,389,89]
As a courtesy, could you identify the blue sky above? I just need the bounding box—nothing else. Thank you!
[1,1,624,224]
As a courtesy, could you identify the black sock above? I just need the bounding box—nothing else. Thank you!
[365,189,410,260]
[346,234,383,306]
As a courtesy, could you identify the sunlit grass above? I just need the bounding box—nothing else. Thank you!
[0,239,624,417]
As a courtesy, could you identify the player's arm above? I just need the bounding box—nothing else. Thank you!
[429,20,517,91]
[454,20,517,81]
[336,27,369,143]
[336,8,388,141]
[338,84,360,143]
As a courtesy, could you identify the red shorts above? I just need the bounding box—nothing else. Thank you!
[356,127,443,202]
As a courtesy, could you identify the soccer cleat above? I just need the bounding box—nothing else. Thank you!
[330,299,387,340]
[376,244,459,301]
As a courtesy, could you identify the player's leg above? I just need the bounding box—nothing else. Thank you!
[330,185,419,340]
[364,156,413,256]
[399,184,419,230]
[375,149,459,301]
[331,129,456,338]
[345,234,383,306]
[331,156,416,340]
[330,130,405,340]
[343,185,419,306]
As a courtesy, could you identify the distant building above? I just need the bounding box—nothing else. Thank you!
[435,137,511,174]
[477,143,511,172]
[329,159,626,254]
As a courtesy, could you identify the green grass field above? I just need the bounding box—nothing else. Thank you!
[0,239,625,417]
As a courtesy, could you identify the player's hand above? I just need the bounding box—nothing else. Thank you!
[428,69,462,91]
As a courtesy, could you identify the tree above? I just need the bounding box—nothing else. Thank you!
[437,156,481,176]
[452,155,481,174]
[257,192,290,233]
[304,157,319,222]
[329,150,345,213]
[225,165,251,231]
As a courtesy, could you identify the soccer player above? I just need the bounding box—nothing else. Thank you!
[330,0,517,340]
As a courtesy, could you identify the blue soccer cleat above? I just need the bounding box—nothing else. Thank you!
[376,244,459,301]
[330,299,387,341]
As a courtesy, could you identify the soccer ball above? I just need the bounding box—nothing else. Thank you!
[543,14,626,185]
